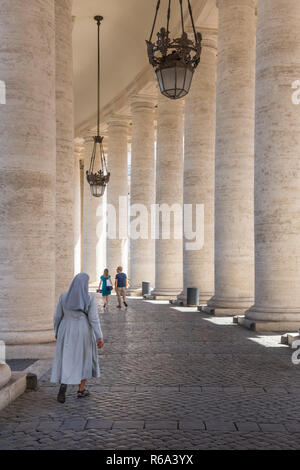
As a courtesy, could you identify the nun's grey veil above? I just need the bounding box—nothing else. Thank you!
[65,273,90,313]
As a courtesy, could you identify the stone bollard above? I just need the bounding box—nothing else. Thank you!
[187,288,199,307]
[26,373,38,391]
[142,282,151,297]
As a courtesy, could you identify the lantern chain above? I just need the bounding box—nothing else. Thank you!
[149,0,161,43]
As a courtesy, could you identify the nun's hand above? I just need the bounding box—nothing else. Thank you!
[97,338,104,349]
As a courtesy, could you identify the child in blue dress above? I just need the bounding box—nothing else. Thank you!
[98,269,112,309]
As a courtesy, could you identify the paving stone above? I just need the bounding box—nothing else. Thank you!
[179,420,205,430]
[110,386,136,392]
[223,386,245,393]
[145,421,178,430]
[86,419,113,430]
[179,386,202,392]
[259,423,287,432]
[263,387,289,394]
[202,386,223,393]
[235,422,260,432]
[284,422,300,433]
[37,421,63,431]
[60,419,87,431]
[112,420,145,429]
[205,421,237,432]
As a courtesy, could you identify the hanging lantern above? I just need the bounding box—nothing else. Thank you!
[86,135,110,198]
[86,16,110,197]
[146,0,202,100]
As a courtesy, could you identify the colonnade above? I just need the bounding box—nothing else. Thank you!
[73,0,300,332]
[0,0,300,372]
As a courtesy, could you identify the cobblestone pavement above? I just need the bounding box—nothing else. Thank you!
[1,297,300,449]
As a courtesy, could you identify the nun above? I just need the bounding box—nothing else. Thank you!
[51,273,104,403]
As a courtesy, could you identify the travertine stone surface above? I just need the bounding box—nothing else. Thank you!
[152,94,184,298]
[74,138,84,275]
[107,117,129,277]
[83,135,106,284]
[129,96,156,294]
[0,0,56,344]
[245,0,300,330]
[0,364,11,390]
[181,29,217,305]
[207,0,256,312]
[55,0,74,300]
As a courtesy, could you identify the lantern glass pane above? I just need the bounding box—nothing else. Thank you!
[175,66,186,91]
[184,68,194,93]
[90,184,105,198]
[156,69,164,93]
[161,67,175,92]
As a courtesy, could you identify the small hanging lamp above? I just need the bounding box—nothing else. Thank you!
[146,0,202,100]
[86,16,110,198]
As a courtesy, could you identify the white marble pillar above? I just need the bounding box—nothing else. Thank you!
[152,94,184,299]
[74,138,84,275]
[205,0,256,316]
[83,134,106,285]
[242,0,300,331]
[180,29,217,305]
[0,0,56,344]
[128,95,156,295]
[106,117,129,277]
[55,0,74,301]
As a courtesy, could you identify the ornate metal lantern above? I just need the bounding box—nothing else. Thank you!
[86,16,110,198]
[146,0,202,100]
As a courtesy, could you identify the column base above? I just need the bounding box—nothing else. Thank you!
[199,306,247,317]
[127,287,143,297]
[238,317,300,333]
[0,330,55,345]
[0,371,27,412]
[0,363,11,389]
[241,306,300,332]
[151,288,182,301]
[204,295,254,316]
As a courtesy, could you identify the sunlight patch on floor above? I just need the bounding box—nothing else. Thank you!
[202,317,235,326]
[170,307,198,313]
[248,335,287,348]
[144,300,170,305]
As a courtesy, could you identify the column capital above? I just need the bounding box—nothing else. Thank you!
[107,114,131,130]
[216,0,256,9]
[83,129,96,144]
[186,26,218,51]
[129,94,157,111]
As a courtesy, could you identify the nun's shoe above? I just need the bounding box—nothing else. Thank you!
[77,389,90,398]
[57,384,67,403]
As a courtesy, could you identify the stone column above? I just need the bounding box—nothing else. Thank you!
[106,117,129,277]
[74,138,84,275]
[242,0,300,331]
[152,94,184,299]
[128,95,156,295]
[0,0,56,344]
[55,0,74,300]
[83,133,106,285]
[180,29,217,305]
[205,0,256,316]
